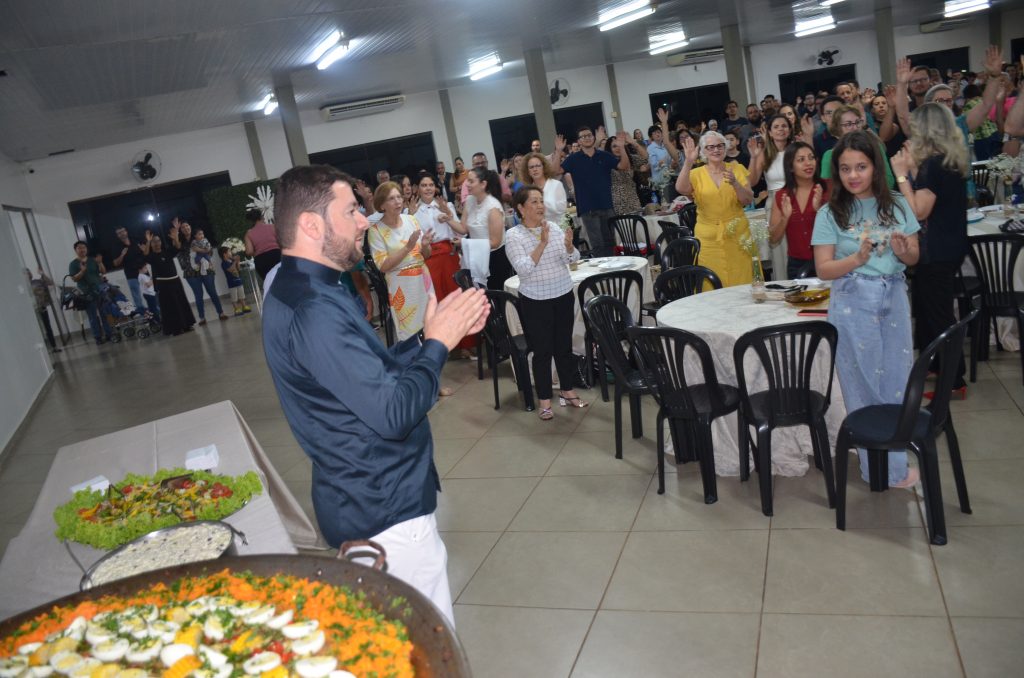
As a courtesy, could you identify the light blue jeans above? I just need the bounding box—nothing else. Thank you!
[125,277,145,313]
[829,272,913,485]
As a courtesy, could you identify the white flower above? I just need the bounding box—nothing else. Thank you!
[246,185,275,224]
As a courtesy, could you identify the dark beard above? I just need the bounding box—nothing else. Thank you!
[322,216,362,270]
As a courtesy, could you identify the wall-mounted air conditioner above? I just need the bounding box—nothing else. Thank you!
[919,17,972,33]
[320,95,406,121]
[666,47,725,67]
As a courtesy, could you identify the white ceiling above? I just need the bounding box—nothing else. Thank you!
[0,0,1019,161]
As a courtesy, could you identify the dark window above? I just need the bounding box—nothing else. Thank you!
[68,172,231,270]
[906,47,970,77]
[648,83,731,129]
[309,132,438,186]
[1010,37,1023,68]
[778,65,857,104]
[488,102,606,163]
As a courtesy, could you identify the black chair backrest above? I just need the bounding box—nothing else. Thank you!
[652,265,718,305]
[609,215,652,256]
[482,290,521,359]
[894,310,977,442]
[627,325,728,418]
[453,268,475,290]
[970,166,990,188]
[657,221,692,240]
[583,295,640,385]
[677,203,697,231]
[967,234,1024,311]
[733,321,837,426]
[577,269,644,313]
[660,237,701,270]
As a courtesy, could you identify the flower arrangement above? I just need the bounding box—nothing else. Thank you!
[559,212,574,232]
[246,184,275,223]
[726,216,770,257]
[221,237,246,257]
[984,154,1021,181]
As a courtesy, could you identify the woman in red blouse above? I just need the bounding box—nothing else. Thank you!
[769,141,829,279]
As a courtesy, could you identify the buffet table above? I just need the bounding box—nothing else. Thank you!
[0,401,321,620]
[656,284,846,478]
[504,256,655,353]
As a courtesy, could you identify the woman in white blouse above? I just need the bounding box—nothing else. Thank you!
[461,167,513,289]
[506,185,587,421]
[519,152,567,224]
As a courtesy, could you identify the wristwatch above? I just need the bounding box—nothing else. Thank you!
[896,175,908,184]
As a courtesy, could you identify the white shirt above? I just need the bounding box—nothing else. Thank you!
[413,200,457,242]
[138,270,156,296]
[505,222,579,300]
[540,179,568,225]
[766,152,786,192]
[463,194,505,250]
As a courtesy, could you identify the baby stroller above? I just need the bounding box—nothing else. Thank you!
[99,282,161,341]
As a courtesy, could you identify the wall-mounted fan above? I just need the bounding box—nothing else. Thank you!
[549,78,570,107]
[816,48,841,67]
[130,150,161,182]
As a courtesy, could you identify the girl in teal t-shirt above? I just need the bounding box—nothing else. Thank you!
[811,131,921,488]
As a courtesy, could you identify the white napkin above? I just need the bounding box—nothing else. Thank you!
[460,239,491,286]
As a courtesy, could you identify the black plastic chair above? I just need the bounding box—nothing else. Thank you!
[676,203,698,232]
[360,241,396,347]
[609,215,654,261]
[660,236,701,271]
[453,269,486,380]
[835,311,977,545]
[733,321,838,516]
[966,234,1024,385]
[971,166,993,207]
[657,220,692,240]
[578,270,645,401]
[627,325,742,499]
[481,290,535,412]
[583,296,653,460]
[641,265,722,325]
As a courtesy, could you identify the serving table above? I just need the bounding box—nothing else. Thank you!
[0,401,321,620]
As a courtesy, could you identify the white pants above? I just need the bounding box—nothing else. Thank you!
[355,513,454,626]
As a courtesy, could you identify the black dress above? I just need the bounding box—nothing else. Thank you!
[146,249,196,335]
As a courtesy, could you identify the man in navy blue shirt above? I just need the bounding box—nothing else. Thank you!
[560,125,631,257]
[262,165,488,624]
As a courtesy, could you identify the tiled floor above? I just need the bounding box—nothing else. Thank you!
[2,314,1023,677]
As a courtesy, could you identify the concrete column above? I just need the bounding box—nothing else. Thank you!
[721,24,750,107]
[524,48,557,153]
[875,6,897,87]
[273,84,309,168]
[438,89,460,163]
[743,45,757,105]
[243,121,267,180]
[988,9,1001,54]
[606,64,624,133]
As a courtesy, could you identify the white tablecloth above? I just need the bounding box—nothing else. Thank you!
[642,213,678,243]
[0,401,321,620]
[656,284,846,478]
[504,256,655,354]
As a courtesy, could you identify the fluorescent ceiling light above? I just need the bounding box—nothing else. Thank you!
[256,93,273,110]
[600,6,656,31]
[943,0,989,17]
[316,41,350,70]
[649,31,689,55]
[819,0,844,6]
[309,30,341,63]
[468,53,502,79]
[599,0,651,24]
[794,12,836,37]
[263,99,278,115]
[794,22,836,37]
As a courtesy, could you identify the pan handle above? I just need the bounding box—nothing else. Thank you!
[338,539,388,571]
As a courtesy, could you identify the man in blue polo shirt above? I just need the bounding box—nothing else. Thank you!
[561,125,631,257]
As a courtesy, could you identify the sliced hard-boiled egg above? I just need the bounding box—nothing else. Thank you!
[90,612,110,623]
[185,597,210,616]
[294,656,337,678]
[202,617,226,642]
[88,664,119,678]
[281,620,318,640]
[85,623,115,647]
[264,610,293,630]
[17,642,42,656]
[232,602,261,619]
[193,666,231,678]
[243,606,275,626]
[158,644,194,669]
[289,630,325,656]
[67,657,101,677]
[198,646,227,670]
[62,617,87,642]
[148,621,180,644]
[242,652,281,676]
[113,670,149,678]
[207,596,234,611]
[91,639,130,663]
[49,651,83,674]
[118,617,148,640]
[328,672,358,678]
[24,666,54,677]
[0,656,28,678]
[124,639,161,665]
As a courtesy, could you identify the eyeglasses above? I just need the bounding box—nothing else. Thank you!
[704,143,726,151]
[840,119,864,129]
[933,97,954,106]
[909,77,930,85]
[578,133,594,139]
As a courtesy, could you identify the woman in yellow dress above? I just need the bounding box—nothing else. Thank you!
[675,131,756,286]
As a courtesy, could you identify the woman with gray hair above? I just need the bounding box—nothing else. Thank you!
[675,130,756,286]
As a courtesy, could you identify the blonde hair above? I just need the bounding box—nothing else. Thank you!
[908,103,969,178]
[519,152,554,184]
[372,181,401,212]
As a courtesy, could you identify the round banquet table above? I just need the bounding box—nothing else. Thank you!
[656,283,846,477]
[504,256,655,354]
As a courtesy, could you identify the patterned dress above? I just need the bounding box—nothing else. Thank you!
[609,151,643,215]
[367,214,435,340]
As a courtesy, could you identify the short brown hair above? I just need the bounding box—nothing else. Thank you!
[372,181,401,212]
[518,152,553,184]
[274,165,353,249]
[828,104,861,138]
[512,184,543,219]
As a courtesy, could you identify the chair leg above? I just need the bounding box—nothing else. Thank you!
[613,385,623,459]
[835,428,850,531]
[696,418,718,504]
[517,354,535,412]
[491,350,500,411]
[970,309,981,383]
[597,345,610,403]
[738,411,751,482]
[656,410,666,495]
[477,340,484,380]
[629,393,643,439]
[915,439,948,546]
[867,449,888,492]
[943,418,971,514]
[1017,309,1024,389]
[812,418,837,509]
[755,425,773,516]
[584,331,595,390]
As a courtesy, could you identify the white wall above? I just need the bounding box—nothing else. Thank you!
[893,21,990,71]
[0,151,52,455]
[614,56,729,132]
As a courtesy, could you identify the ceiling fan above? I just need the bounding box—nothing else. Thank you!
[816,48,841,67]
[130,150,161,182]
[549,78,570,107]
